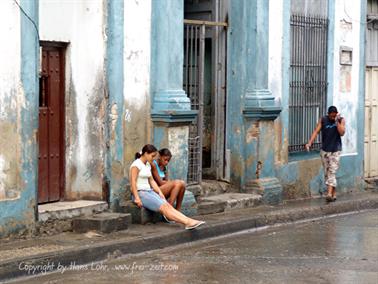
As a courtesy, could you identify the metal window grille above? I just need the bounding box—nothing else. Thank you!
[289,14,328,153]
[184,23,205,185]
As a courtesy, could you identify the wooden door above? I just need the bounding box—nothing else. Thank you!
[38,45,65,203]
[364,67,378,178]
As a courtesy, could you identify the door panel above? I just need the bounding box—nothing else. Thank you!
[365,67,378,178]
[38,46,64,203]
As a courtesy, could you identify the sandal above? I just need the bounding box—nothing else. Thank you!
[162,215,175,224]
[185,221,206,230]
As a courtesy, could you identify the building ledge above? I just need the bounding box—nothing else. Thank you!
[38,200,108,222]
[151,109,198,124]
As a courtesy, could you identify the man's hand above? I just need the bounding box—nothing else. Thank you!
[336,113,343,123]
[133,197,143,208]
[305,143,311,152]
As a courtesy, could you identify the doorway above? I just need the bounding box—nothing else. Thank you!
[38,42,66,204]
[184,0,228,184]
[364,67,378,178]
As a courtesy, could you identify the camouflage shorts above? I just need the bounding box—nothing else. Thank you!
[320,150,341,187]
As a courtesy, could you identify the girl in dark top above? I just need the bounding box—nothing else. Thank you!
[151,148,186,214]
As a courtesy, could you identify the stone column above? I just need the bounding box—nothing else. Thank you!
[241,0,283,204]
[150,0,196,181]
[106,0,125,210]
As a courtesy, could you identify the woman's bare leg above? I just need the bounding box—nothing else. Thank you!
[161,181,182,208]
[175,180,186,211]
[160,181,176,203]
[159,203,201,227]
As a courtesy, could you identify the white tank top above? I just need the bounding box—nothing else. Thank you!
[129,159,152,191]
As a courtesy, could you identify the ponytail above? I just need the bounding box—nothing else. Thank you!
[135,144,157,160]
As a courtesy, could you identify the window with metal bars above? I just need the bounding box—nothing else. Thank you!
[289,14,328,153]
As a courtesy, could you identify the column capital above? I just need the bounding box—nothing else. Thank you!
[243,89,282,120]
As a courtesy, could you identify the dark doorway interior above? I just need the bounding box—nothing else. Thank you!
[184,0,228,183]
[38,42,66,204]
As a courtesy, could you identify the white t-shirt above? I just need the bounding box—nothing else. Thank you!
[130,159,152,191]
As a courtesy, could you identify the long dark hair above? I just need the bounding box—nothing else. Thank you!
[159,148,172,158]
[135,144,157,159]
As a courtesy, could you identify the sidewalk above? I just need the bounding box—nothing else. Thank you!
[1,192,378,282]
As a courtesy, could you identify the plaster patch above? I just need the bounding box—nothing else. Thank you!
[269,0,283,99]
[0,156,6,199]
[246,121,260,143]
[124,109,132,122]
[124,0,151,110]
[167,126,189,180]
[339,66,352,92]
[168,127,189,158]
[110,103,118,133]
[0,121,21,201]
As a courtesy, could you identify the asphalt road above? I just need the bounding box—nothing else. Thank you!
[11,210,378,284]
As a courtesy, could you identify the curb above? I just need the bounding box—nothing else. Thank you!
[1,196,378,281]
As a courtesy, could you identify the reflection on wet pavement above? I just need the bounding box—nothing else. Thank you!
[13,210,378,284]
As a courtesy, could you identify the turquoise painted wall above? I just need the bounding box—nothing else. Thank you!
[227,0,365,197]
[0,0,39,237]
[275,0,366,198]
[226,0,248,188]
[106,0,126,209]
[150,0,196,182]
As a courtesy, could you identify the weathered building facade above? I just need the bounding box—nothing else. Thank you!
[0,0,369,237]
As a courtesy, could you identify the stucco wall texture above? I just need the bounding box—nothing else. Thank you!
[40,0,107,200]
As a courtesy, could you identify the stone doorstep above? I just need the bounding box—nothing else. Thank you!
[72,213,131,234]
[118,201,162,225]
[38,200,109,222]
[198,201,227,215]
[199,193,262,215]
[189,180,238,198]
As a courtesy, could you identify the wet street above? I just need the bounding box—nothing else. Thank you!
[12,210,378,284]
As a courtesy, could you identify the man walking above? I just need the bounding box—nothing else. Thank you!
[305,106,346,202]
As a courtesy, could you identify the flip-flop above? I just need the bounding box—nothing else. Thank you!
[162,215,175,224]
[185,221,206,230]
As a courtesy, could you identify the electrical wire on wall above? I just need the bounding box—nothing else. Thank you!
[13,0,40,42]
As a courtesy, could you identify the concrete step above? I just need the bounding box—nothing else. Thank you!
[119,201,162,225]
[365,178,378,191]
[188,179,237,199]
[198,193,262,215]
[72,212,131,234]
[38,200,109,222]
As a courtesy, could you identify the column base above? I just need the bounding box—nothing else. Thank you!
[245,177,283,205]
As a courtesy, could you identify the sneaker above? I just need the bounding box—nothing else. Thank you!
[185,221,206,230]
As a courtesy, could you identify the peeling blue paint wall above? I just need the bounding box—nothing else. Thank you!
[106,0,125,209]
[0,0,39,237]
[227,0,365,198]
[226,0,248,188]
[150,0,196,182]
[275,0,366,198]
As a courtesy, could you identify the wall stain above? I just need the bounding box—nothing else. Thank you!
[246,121,259,143]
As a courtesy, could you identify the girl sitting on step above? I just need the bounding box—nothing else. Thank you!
[151,148,186,213]
[129,144,205,230]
